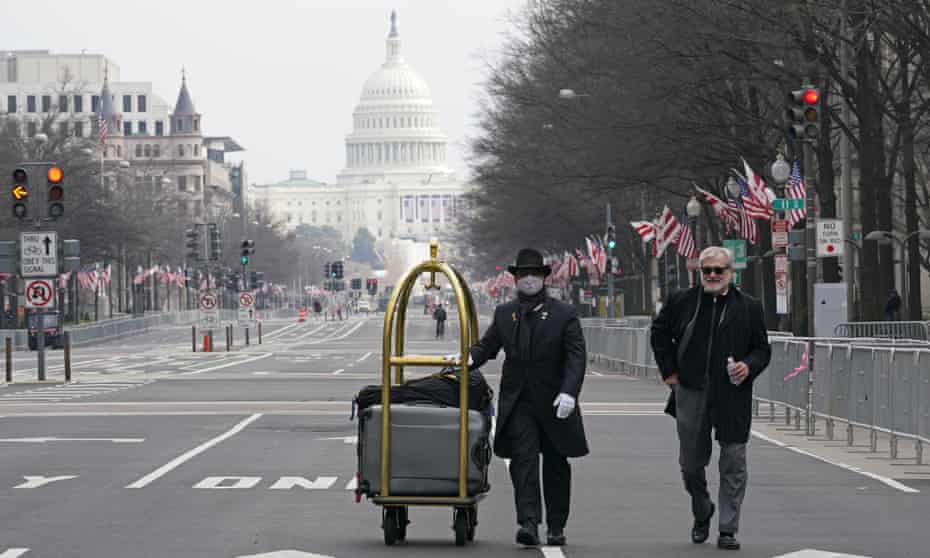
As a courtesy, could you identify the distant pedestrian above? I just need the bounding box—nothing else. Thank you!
[883,288,902,321]
[434,303,447,339]
[650,246,771,551]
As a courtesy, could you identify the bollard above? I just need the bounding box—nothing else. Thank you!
[226,325,231,352]
[64,332,72,382]
[5,337,11,383]
[258,322,262,345]
[245,326,250,346]
[208,331,214,353]
[203,334,210,352]
[192,325,197,352]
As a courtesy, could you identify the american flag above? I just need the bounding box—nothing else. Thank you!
[631,221,656,243]
[727,189,758,245]
[655,206,682,257]
[741,159,775,219]
[98,113,108,145]
[694,184,738,231]
[787,161,807,227]
[735,172,773,221]
[676,211,699,259]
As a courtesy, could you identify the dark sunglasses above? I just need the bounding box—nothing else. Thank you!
[701,266,730,276]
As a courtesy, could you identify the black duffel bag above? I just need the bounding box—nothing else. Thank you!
[354,367,493,414]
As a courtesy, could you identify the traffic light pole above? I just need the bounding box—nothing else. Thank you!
[803,135,818,437]
[606,203,615,319]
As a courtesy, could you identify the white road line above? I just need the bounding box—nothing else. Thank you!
[307,318,368,344]
[332,369,345,375]
[179,352,272,375]
[540,546,566,558]
[589,370,603,376]
[126,413,262,489]
[0,437,144,443]
[750,430,919,494]
[357,351,372,363]
[0,549,30,558]
[290,323,330,342]
[260,322,301,340]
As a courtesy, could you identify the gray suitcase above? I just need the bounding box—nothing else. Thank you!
[357,403,492,497]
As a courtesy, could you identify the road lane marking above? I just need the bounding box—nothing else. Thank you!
[126,413,262,488]
[261,322,302,340]
[0,437,144,443]
[332,369,345,375]
[357,351,372,363]
[0,549,30,557]
[15,475,78,488]
[180,353,272,375]
[751,430,919,494]
[540,547,566,558]
[306,318,368,344]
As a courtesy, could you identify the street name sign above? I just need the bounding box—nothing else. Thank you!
[816,219,844,258]
[24,278,55,309]
[20,231,57,277]
[773,198,805,211]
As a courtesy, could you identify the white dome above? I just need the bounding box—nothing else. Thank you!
[361,64,431,101]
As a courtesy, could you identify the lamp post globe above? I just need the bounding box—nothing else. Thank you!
[686,196,701,217]
[771,153,791,184]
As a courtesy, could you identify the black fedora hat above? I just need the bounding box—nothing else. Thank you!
[507,248,551,276]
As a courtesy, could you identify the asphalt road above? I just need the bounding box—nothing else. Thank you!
[0,311,925,558]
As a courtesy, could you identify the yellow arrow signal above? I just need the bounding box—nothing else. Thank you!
[12,185,28,200]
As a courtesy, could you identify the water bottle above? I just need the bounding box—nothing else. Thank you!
[727,356,739,385]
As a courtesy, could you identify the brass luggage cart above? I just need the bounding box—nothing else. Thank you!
[373,239,484,546]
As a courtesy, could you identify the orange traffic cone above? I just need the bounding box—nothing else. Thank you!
[203,334,211,352]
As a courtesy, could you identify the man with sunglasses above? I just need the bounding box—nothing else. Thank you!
[452,248,588,547]
[650,246,771,551]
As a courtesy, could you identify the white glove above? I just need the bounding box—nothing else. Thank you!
[443,353,474,367]
[553,393,576,419]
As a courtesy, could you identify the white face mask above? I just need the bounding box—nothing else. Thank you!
[517,275,544,296]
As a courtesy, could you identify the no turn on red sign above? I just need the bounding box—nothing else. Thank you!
[816,219,844,258]
[239,292,255,308]
[25,278,55,309]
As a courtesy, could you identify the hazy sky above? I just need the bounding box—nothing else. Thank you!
[2,0,528,184]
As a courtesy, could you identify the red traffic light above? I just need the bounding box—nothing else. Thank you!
[802,89,819,105]
[49,185,63,201]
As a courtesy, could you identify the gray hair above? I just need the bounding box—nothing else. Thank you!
[699,246,733,267]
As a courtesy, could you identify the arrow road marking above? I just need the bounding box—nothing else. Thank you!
[0,437,144,443]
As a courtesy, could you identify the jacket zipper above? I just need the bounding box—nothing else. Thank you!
[703,296,719,385]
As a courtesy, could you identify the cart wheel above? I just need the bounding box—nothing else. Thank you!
[453,508,468,546]
[466,507,477,541]
[383,507,402,546]
[398,506,408,541]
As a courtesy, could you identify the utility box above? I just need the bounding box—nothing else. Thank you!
[814,283,848,337]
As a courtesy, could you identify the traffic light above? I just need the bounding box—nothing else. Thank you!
[366,278,379,295]
[786,87,820,140]
[185,226,201,261]
[324,262,332,279]
[208,224,222,261]
[240,239,254,265]
[11,167,28,220]
[351,278,362,290]
[333,261,344,279]
[605,224,616,251]
[46,165,64,219]
[249,271,259,287]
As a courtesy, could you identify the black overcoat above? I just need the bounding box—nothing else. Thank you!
[650,286,771,444]
[469,296,589,458]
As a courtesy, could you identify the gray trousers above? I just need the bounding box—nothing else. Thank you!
[674,384,747,534]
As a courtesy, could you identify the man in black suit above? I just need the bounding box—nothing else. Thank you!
[650,246,771,551]
[457,248,588,547]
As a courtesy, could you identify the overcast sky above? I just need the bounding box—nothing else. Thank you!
[2,0,527,184]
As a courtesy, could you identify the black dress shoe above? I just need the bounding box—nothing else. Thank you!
[516,523,540,546]
[717,533,741,550]
[547,527,566,546]
[691,503,715,544]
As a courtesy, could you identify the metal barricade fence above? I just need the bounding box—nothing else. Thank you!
[581,320,930,464]
[834,321,930,340]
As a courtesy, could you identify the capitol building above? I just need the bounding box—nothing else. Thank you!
[250,12,470,274]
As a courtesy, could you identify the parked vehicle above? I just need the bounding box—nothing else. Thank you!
[27,310,64,350]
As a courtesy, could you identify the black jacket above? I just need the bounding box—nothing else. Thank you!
[434,307,447,322]
[650,286,771,443]
[469,296,589,458]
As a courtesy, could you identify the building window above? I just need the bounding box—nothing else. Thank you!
[176,119,183,132]
[144,144,151,157]
[311,211,317,223]
[135,144,142,158]
[153,144,161,157]
[58,95,68,112]
[26,121,37,136]
[41,95,51,113]
[123,95,132,113]
[154,121,163,136]
[193,118,199,131]
[193,176,201,191]
[27,96,36,113]
[378,229,382,237]
[377,210,382,221]
[74,121,83,137]
[123,121,132,136]
[91,95,99,113]
[138,121,147,135]
[193,144,200,157]
[178,176,187,191]
[117,145,122,157]
[58,122,68,137]
[337,214,342,223]
[7,96,16,113]
[137,95,146,112]
[73,95,83,113]
[418,196,429,223]
[178,145,185,157]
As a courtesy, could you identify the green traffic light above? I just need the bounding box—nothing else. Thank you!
[241,256,249,265]
[608,240,616,249]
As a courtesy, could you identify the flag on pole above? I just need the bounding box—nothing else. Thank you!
[741,158,775,215]
[727,189,758,244]
[98,113,108,145]
[787,161,807,227]
[631,221,656,243]
[655,206,682,257]
[676,211,699,259]
[734,172,773,221]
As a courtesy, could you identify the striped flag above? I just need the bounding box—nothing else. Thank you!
[727,190,758,244]
[631,221,656,243]
[98,113,108,145]
[676,211,699,259]
[787,161,806,227]
[694,184,738,231]
[734,172,773,221]
[655,206,682,257]
[741,159,775,218]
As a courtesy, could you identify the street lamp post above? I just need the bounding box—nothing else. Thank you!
[686,196,702,286]
[771,153,791,330]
